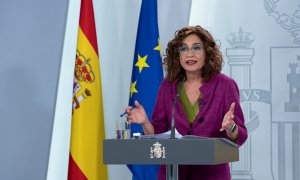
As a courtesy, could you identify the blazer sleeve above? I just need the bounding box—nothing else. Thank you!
[225,78,248,146]
[151,80,170,134]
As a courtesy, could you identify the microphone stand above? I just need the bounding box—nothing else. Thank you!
[170,94,179,139]
[168,93,180,180]
[171,78,184,140]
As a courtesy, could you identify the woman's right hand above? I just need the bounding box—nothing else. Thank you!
[125,100,148,125]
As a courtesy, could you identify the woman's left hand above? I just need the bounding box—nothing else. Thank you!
[220,102,235,132]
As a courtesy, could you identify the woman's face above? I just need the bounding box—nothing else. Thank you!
[179,34,206,75]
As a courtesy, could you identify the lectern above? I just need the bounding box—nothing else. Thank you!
[103,136,239,180]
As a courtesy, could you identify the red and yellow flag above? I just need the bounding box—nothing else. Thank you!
[68,0,107,179]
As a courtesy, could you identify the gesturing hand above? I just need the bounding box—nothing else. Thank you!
[220,102,235,132]
[125,100,148,125]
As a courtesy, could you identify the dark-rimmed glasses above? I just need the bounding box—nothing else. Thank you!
[178,44,203,55]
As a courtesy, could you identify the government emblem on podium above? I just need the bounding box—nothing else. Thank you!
[150,142,166,159]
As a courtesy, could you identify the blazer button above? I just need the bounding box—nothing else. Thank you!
[198,117,204,123]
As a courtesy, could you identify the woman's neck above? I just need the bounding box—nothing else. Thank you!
[185,71,202,84]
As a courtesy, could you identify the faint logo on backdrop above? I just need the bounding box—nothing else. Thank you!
[264,0,300,44]
[226,28,267,180]
[224,2,300,180]
[227,27,255,48]
[285,56,300,112]
[271,48,300,180]
[264,1,300,179]
[227,28,300,180]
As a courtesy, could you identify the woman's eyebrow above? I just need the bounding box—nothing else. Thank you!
[181,42,202,46]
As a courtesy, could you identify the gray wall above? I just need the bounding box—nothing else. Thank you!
[0,0,69,179]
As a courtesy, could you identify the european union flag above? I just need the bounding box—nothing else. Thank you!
[127,0,163,179]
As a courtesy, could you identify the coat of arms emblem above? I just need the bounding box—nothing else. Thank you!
[150,142,166,159]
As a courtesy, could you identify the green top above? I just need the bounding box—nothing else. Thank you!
[177,81,200,125]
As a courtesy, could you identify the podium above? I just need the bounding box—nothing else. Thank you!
[103,136,239,180]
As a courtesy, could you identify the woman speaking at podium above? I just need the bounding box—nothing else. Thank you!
[125,25,248,180]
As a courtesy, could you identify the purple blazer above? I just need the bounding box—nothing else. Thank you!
[151,73,248,180]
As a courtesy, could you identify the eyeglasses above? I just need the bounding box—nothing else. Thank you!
[178,44,203,55]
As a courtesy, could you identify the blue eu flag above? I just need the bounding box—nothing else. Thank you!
[127,0,163,179]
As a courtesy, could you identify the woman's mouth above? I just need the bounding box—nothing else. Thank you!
[186,60,197,65]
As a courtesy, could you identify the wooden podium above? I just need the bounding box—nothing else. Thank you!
[103,136,239,180]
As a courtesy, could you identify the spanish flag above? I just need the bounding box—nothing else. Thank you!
[68,0,108,179]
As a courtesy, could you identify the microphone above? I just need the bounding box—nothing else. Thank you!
[171,79,184,139]
[170,93,179,139]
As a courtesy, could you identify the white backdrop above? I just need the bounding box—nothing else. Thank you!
[190,0,300,180]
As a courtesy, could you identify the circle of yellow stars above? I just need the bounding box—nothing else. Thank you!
[130,39,161,98]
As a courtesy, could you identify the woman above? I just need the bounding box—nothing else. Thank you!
[126,25,248,180]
